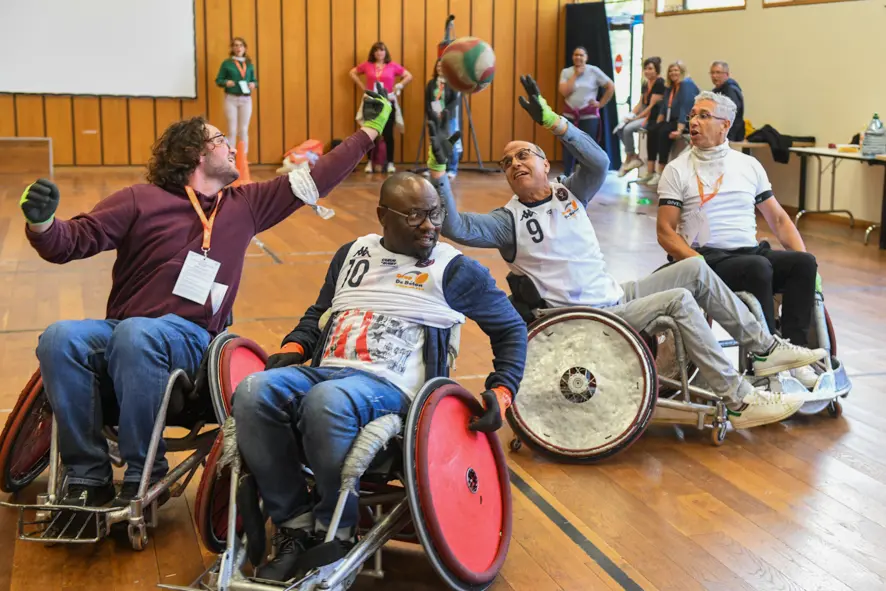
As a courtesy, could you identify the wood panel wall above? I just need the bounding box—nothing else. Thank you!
[0,0,580,167]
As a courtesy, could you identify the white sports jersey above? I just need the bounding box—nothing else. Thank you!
[321,234,465,397]
[503,183,623,308]
[658,147,773,250]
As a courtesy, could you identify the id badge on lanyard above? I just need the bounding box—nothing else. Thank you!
[682,161,724,247]
[172,187,224,306]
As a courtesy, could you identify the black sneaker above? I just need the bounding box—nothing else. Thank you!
[112,481,171,509]
[291,538,356,581]
[45,482,115,539]
[255,527,317,583]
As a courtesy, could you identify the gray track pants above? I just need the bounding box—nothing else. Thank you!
[608,257,773,403]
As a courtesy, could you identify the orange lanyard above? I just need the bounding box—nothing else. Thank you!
[234,60,247,79]
[185,187,224,253]
[695,173,724,206]
[667,82,680,109]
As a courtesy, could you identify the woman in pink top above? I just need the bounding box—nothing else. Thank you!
[350,41,413,173]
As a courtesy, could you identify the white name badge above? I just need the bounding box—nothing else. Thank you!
[431,100,443,114]
[238,80,251,94]
[173,251,221,305]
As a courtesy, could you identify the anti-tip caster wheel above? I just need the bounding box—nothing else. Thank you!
[710,422,727,446]
[129,523,148,551]
[509,437,522,452]
[827,399,843,419]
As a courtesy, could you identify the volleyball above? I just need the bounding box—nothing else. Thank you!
[440,37,496,94]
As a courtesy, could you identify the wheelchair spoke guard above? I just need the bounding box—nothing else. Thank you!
[403,378,511,591]
[196,336,268,552]
[0,369,53,493]
[509,308,658,463]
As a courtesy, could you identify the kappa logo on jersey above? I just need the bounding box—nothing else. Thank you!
[520,210,536,220]
[381,258,397,267]
[556,187,569,201]
[394,270,429,290]
[354,247,371,258]
[562,199,580,219]
[547,209,554,215]
[415,258,435,268]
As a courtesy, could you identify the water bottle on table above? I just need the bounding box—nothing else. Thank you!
[861,113,885,157]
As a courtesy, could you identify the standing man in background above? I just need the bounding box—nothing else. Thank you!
[710,61,745,142]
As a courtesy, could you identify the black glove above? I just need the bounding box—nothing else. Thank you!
[469,390,503,433]
[427,118,461,169]
[20,178,60,224]
[517,75,559,129]
[265,350,305,370]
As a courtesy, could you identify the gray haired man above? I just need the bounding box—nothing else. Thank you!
[710,61,744,141]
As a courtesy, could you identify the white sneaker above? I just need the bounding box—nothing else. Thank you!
[728,389,804,429]
[625,157,643,173]
[752,337,827,377]
[385,163,396,174]
[447,171,457,179]
[790,365,819,389]
[364,161,373,174]
[644,172,660,187]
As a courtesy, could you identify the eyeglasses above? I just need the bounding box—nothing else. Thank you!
[207,133,231,148]
[380,205,446,227]
[688,111,728,122]
[499,147,546,171]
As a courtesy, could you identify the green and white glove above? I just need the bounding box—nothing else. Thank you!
[361,82,392,134]
[20,178,60,224]
[518,74,559,130]
[427,119,461,173]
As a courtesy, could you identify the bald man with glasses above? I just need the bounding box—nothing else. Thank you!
[424,75,824,430]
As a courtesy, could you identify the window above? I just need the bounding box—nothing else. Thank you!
[763,0,861,7]
[656,0,745,16]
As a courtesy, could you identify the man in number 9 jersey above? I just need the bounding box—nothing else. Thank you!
[232,172,527,583]
[428,74,826,436]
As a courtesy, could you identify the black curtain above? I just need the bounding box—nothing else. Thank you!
[564,3,620,171]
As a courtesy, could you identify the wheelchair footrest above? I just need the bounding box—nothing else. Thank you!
[1,501,126,543]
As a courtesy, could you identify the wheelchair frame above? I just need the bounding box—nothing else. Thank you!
[166,378,511,591]
[0,332,262,550]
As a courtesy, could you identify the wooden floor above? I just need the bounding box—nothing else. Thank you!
[0,165,885,591]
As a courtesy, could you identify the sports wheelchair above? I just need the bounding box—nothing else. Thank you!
[0,331,267,550]
[167,376,512,591]
[505,275,849,463]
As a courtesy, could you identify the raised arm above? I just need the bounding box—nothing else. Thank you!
[23,180,137,264]
[430,172,516,252]
[443,255,527,398]
[241,91,391,232]
[558,119,611,206]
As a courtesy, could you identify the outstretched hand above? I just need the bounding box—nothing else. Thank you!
[361,82,393,134]
[517,75,559,130]
[427,117,461,173]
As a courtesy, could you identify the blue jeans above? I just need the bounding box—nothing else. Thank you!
[562,116,599,176]
[233,366,410,529]
[36,314,210,486]
[447,105,463,173]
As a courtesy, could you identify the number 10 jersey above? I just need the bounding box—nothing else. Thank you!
[321,234,466,397]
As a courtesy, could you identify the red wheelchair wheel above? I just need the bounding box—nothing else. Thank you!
[195,336,267,552]
[0,369,53,493]
[404,378,511,590]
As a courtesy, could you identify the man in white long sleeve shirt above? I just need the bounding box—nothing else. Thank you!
[424,74,826,430]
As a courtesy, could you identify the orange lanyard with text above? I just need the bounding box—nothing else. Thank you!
[234,60,247,79]
[185,187,224,254]
[695,173,724,207]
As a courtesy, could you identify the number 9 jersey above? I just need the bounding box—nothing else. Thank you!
[503,182,623,308]
[320,234,466,397]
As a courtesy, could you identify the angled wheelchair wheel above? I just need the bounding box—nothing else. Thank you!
[508,308,658,463]
[404,378,511,591]
[195,336,267,553]
[208,334,268,423]
[0,369,53,493]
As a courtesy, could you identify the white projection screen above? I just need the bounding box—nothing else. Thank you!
[0,0,197,98]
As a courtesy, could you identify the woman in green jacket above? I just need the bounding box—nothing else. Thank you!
[215,37,257,156]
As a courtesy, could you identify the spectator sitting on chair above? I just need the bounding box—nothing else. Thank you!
[710,61,745,142]
[615,56,665,178]
[641,61,699,188]
[656,91,826,393]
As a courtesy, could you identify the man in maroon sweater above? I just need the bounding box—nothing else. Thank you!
[18,89,392,513]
